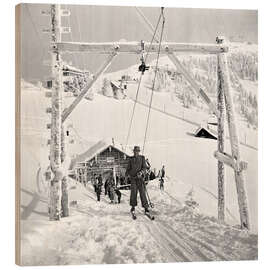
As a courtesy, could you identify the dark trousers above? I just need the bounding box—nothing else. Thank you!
[115,189,122,203]
[97,192,101,201]
[130,177,149,208]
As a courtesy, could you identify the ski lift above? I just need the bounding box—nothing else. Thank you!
[138,40,149,74]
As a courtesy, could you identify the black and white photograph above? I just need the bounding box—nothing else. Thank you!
[15,3,258,266]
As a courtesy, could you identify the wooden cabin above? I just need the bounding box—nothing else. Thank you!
[194,126,217,140]
[70,139,132,185]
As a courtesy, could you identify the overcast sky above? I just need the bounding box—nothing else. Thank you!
[20,3,258,81]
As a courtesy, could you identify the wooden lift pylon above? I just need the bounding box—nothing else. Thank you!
[47,5,250,229]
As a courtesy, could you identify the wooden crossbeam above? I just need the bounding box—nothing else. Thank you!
[57,41,228,55]
[62,52,117,122]
[214,151,247,172]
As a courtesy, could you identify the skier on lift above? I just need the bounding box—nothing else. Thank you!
[138,40,149,75]
[126,146,151,219]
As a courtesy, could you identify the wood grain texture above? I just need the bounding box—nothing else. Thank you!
[217,49,225,222]
[57,41,228,55]
[49,4,62,220]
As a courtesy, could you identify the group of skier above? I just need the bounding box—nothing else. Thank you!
[92,145,166,220]
[93,172,122,204]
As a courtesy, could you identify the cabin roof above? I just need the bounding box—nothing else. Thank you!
[110,80,122,89]
[194,125,217,140]
[70,139,132,169]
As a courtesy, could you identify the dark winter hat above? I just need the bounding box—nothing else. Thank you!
[133,146,141,152]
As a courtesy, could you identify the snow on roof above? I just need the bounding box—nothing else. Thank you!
[194,125,217,139]
[62,64,86,73]
[110,80,121,88]
[70,139,132,169]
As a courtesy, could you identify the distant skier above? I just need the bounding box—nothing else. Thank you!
[114,186,122,204]
[149,169,156,181]
[159,178,164,191]
[126,146,150,218]
[159,165,165,190]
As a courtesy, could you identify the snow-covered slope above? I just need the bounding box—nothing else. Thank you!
[20,69,258,264]
[21,180,257,265]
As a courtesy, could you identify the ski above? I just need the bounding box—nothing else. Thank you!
[131,211,137,220]
[145,212,155,220]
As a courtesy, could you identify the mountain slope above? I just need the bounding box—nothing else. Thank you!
[20,73,258,264]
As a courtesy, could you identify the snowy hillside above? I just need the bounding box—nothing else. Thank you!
[20,44,258,265]
[21,180,257,265]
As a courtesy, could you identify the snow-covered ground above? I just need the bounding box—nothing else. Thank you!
[19,63,258,265]
[21,180,257,265]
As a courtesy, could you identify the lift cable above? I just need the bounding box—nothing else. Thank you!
[124,10,163,151]
[142,8,165,154]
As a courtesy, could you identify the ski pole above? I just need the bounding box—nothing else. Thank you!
[143,180,154,208]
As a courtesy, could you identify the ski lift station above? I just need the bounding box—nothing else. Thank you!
[70,139,132,186]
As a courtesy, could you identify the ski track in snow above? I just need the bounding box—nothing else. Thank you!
[79,185,210,263]
[21,177,257,265]
[20,72,258,265]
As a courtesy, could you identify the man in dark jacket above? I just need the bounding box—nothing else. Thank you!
[96,174,103,201]
[126,146,149,215]
[104,178,109,196]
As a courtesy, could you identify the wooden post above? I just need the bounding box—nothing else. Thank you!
[216,38,226,222]
[216,36,250,229]
[49,4,62,220]
[59,6,69,217]
[61,125,69,217]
